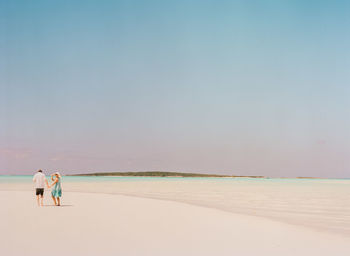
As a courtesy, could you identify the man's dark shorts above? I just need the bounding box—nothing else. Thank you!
[36,188,44,196]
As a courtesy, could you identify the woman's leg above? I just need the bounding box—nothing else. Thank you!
[52,195,57,205]
[57,197,60,206]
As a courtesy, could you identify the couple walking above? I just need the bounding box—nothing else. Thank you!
[33,169,62,206]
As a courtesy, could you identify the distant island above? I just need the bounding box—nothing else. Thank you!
[70,171,265,178]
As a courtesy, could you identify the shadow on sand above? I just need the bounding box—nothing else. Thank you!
[43,205,73,207]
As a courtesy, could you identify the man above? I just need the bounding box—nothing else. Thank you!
[33,170,49,206]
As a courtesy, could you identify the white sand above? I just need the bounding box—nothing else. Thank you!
[4,178,350,236]
[1,190,350,256]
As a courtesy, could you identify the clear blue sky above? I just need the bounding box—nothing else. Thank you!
[1,0,349,177]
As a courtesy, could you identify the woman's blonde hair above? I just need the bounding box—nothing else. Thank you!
[51,172,61,180]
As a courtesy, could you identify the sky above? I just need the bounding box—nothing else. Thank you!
[1,0,349,177]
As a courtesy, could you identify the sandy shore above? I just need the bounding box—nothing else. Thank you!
[1,190,350,256]
[2,177,350,236]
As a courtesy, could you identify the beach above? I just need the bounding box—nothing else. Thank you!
[3,0,350,255]
[1,177,350,255]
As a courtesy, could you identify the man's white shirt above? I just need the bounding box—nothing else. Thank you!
[33,172,46,188]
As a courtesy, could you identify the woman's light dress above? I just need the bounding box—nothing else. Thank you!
[51,177,62,197]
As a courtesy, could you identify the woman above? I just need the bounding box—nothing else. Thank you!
[49,172,62,206]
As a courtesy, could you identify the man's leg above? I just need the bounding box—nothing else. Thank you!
[40,195,44,206]
[36,195,40,206]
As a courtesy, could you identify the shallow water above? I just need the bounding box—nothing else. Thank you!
[1,175,350,236]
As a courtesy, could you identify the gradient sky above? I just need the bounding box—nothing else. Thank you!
[1,0,350,177]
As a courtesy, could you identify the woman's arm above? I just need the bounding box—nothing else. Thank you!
[49,177,58,187]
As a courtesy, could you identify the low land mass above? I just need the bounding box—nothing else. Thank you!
[70,171,265,178]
